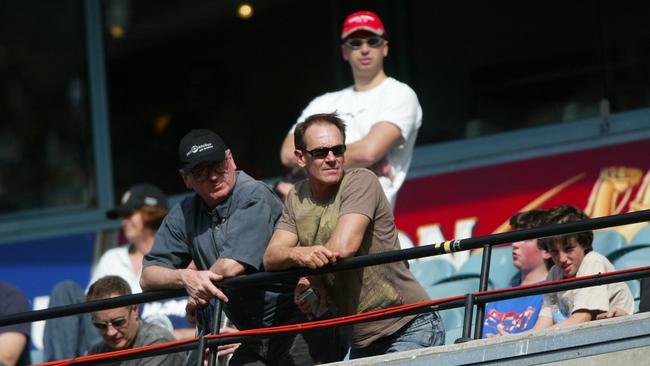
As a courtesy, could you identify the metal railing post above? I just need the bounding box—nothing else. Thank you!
[457,293,475,343]
[475,243,492,338]
[209,300,224,366]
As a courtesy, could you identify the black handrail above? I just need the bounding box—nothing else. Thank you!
[2,209,649,328]
[46,265,650,365]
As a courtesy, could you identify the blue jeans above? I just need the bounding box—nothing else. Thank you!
[349,311,445,359]
[43,281,102,361]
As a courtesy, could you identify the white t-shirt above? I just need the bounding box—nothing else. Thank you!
[293,77,422,207]
[539,251,634,322]
[88,246,142,293]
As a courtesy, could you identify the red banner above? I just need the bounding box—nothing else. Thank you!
[395,139,650,248]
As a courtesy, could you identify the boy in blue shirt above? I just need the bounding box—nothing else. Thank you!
[483,210,551,337]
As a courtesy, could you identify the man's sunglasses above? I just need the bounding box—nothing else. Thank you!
[304,144,346,158]
[92,309,131,330]
[343,36,384,50]
[93,316,128,330]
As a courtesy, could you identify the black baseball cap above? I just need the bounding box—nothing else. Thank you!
[178,129,227,173]
[106,183,169,219]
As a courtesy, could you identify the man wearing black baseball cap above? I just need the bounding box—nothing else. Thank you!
[141,129,344,364]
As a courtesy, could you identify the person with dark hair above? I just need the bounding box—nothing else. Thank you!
[140,129,343,365]
[86,276,184,365]
[279,10,422,208]
[264,113,444,359]
[531,205,634,330]
[0,281,31,366]
[482,209,552,337]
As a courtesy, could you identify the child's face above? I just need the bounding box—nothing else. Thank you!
[511,238,549,272]
[548,237,586,278]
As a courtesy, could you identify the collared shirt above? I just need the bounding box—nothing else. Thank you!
[144,171,298,329]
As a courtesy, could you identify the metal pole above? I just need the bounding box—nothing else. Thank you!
[459,293,475,342]
[209,300,224,366]
[474,243,491,338]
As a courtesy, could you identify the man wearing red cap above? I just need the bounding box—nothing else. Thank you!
[279,10,422,208]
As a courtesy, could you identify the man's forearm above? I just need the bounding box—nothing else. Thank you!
[140,265,187,291]
[263,246,297,271]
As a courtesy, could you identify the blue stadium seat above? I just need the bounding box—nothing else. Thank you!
[439,307,464,331]
[607,244,650,263]
[612,246,650,312]
[428,274,494,300]
[409,259,456,287]
[445,326,464,345]
[592,230,627,257]
[458,247,517,289]
[631,225,650,246]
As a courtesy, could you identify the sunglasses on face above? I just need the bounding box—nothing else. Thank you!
[191,161,228,182]
[343,36,384,50]
[92,316,128,330]
[304,144,346,158]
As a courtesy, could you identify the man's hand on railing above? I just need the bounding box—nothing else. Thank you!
[180,269,228,305]
[289,245,339,269]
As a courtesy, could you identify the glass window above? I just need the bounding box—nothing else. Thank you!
[407,0,650,144]
[104,0,338,196]
[104,0,650,199]
[0,1,94,216]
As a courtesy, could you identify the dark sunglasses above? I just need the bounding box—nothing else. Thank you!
[93,316,128,330]
[343,36,384,50]
[305,144,346,158]
[92,308,131,330]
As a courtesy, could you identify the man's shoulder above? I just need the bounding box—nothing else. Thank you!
[309,85,355,104]
[234,171,278,201]
[137,321,176,345]
[87,339,109,355]
[343,168,378,183]
[383,77,418,96]
[0,281,23,298]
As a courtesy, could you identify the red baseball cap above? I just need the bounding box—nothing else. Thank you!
[341,11,386,40]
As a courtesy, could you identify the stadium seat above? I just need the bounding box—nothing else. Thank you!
[612,246,650,312]
[631,225,650,246]
[607,244,650,263]
[409,259,456,287]
[439,307,464,331]
[458,247,517,289]
[592,230,627,257]
[428,274,494,300]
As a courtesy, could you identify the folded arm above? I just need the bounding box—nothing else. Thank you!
[343,122,402,170]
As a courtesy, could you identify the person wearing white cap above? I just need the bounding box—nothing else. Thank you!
[279,10,422,209]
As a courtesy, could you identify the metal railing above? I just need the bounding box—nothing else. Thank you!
[1,209,648,365]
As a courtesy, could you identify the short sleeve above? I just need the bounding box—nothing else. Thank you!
[572,254,612,313]
[0,283,31,336]
[275,192,297,235]
[339,169,382,219]
[220,189,282,271]
[376,82,421,141]
[144,205,192,269]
